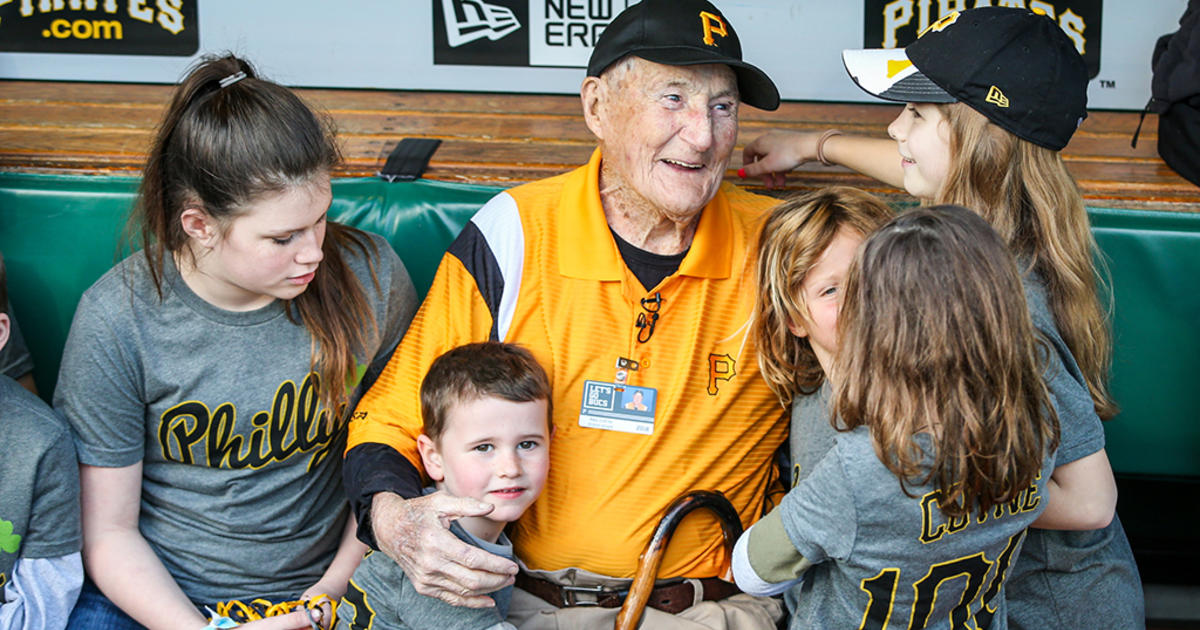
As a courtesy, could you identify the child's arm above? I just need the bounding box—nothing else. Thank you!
[0,553,82,630]
[79,464,313,630]
[740,130,905,189]
[1032,449,1118,530]
[731,508,813,597]
[300,516,367,626]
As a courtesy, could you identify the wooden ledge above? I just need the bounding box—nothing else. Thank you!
[1,80,1196,212]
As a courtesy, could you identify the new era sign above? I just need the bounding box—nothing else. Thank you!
[434,0,638,68]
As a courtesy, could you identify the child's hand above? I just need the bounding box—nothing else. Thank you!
[740,130,824,188]
[370,491,518,608]
[297,588,338,629]
[237,612,314,630]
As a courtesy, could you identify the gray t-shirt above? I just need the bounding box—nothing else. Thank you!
[787,382,834,489]
[337,519,514,630]
[1005,276,1144,629]
[54,231,417,605]
[0,374,81,595]
[0,313,33,381]
[788,274,1143,628]
[775,426,1053,630]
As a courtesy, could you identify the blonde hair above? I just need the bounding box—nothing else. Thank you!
[753,187,894,406]
[935,102,1118,420]
[834,205,1059,518]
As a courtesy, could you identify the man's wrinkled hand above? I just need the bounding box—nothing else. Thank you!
[371,491,518,608]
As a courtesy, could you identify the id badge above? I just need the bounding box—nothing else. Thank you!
[578,380,658,435]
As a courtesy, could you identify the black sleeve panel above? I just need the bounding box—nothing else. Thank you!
[344,442,423,549]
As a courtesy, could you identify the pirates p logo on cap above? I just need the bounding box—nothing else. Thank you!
[700,11,728,47]
[920,10,962,37]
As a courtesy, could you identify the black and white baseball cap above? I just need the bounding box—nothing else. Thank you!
[842,7,1088,150]
[587,0,780,111]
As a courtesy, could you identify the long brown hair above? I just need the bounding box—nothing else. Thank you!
[834,205,1059,518]
[133,54,378,422]
[752,187,894,405]
[935,102,1118,420]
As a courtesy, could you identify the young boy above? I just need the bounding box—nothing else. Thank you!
[337,342,551,630]
[0,251,82,629]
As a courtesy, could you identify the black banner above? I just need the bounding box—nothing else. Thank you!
[863,1,1102,78]
[433,0,529,67]
[0,0,197,56]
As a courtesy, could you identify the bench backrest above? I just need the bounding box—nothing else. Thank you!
[1,172,1197,482]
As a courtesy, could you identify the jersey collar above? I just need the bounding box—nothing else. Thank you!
[558,148,734,281]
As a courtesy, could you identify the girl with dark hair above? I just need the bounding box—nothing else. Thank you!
[55,55,418,629]
[735,205,1061,629]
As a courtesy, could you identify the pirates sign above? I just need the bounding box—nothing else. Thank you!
[0,0,198,56]
[863,0,1102,78]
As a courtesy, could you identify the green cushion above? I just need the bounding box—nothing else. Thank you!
[1091,207,1200,478]
[1,172,1197,481]
[0,173,497,398]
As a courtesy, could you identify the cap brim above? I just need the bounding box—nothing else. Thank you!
[634,47,781,111]
[842,48,955,104]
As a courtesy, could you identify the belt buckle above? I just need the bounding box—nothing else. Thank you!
[560,583,622,607]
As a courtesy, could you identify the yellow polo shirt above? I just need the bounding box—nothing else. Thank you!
[348,149,787,578]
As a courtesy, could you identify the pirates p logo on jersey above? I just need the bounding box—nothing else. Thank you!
[700,11,727,47]
[707,353,736,395]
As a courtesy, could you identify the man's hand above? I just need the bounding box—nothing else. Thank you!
[371,491,518,608]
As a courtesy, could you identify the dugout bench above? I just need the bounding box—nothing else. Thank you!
[0,171,1198,586]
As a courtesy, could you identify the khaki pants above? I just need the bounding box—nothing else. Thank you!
[507,565,783,630]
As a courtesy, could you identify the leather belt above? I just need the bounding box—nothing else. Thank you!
[515,572,741,615]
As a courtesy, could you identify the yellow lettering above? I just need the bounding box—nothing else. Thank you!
[1021,473,1043,512]
[70,17,91,37]
[916,0,931,33]
[155,0,183,34]
[93,19,120,38]
[49,18,70,37]
[939,0,969,16]
[946,510,970,534]
[883,0,913,48]
[1059,9,1086,55]
[127,0,151,23]
[1029,0,1054,18]
[699,11,726,47]
[919,491,945,543]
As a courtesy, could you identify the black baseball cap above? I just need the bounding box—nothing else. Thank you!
[587,0,780,111]
[841,7,1088,150]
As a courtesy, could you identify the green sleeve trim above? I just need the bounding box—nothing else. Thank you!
[747,508,812,582]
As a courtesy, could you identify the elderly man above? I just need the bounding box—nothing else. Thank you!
[343,1,787,627]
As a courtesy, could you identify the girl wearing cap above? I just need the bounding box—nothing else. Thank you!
[740,7,1142,630]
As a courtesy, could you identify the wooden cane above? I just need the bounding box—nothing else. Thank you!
[613,490,744,630]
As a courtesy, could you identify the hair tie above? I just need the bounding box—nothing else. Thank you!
[218,71,247,89]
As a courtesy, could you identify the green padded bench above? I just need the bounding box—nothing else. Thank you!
[1,171,1198,581]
